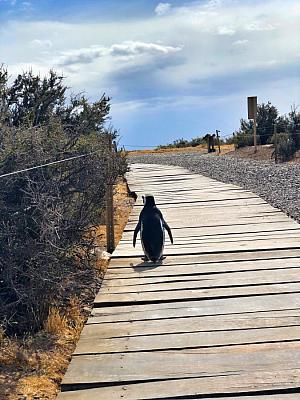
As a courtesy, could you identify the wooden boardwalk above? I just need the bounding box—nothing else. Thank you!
[58,163,300,399]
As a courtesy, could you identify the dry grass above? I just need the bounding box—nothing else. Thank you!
[0,298,83,399]
[129,143,234,156]
[129,144,207,155]
[0,178,134,400]
[44,308,70,337]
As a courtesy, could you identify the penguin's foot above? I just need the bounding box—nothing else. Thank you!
[142,256,150,262]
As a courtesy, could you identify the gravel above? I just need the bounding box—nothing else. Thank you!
[129,152,300,224]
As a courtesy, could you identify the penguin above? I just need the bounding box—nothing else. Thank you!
[133,194,173,262]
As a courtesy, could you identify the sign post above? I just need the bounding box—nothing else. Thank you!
[274,123,278,164]
[216,130,221,155]
[248,96,257,153]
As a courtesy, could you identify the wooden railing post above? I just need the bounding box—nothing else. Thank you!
[274,123,278,164]
[106,134,115,253]
[216,129,221,155]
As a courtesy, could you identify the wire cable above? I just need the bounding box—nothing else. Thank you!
[0,150,100,179]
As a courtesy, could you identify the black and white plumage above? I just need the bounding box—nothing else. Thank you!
[133,195,173,262]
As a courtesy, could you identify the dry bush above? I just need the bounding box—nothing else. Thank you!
[0,67,128,335]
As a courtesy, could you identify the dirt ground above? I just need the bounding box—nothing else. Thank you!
[130,143,300,163]
[227,145,300,163]
[0,179,134,400]
[227,144,275,161]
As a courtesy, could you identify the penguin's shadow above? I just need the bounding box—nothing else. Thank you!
[131,258,165,272]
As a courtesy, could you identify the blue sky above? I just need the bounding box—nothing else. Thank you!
[1,0,300,148]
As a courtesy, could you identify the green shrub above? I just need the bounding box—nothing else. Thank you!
[156,136,206,150]
[233,132,261,148]
[271,132,297,162]
[0,68,127,335]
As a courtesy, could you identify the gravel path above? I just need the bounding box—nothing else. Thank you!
[129,152,300,224]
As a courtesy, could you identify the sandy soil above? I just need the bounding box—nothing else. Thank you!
[226,145,300,163]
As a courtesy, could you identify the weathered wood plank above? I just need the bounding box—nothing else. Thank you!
[58,385,300,400]
[120,226,300,243]
[82,309,300,339]
[100,267,300,295]
[107,249,300,270]
[112,240,300,258]
[103,259,300,282]
[117,230,300,249]
[63,341,300,384]
[74,325,300,355]
[95,281,300,305]
[90,292,300,323]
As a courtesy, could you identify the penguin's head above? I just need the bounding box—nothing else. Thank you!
[143,194,156,207]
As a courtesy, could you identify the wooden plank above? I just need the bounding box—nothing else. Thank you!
[90,292,300,323]
[59,384,300,400]
[100,267,300,294]
[62,341,300,384]
[112,240,300,258]
[101,267,300,290]
[104,259,300,281]
[114,241,300,256]
[95,281,300,305]
[118,230,300,247]
[81,309,300,339]
[74,325,300,355]
[126,207,285,221]
[120,226,300,242]
[115,237,300,255]
[108,249,300,270]
[124,216,295,232]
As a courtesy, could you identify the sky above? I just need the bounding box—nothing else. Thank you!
[0,0,300,148]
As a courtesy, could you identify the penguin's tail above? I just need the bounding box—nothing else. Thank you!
[150,255,163,263]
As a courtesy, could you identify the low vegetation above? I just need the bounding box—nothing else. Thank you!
[0,67,127,335]
[271,132,297,162]
[232,103,300,161]
[155,102,300,163]
[156,136,207,149]
[0,67,129,397]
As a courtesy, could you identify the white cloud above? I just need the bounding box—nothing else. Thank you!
[232,39,249,47]
[154,2,171,16]
[245,21,275,31]
[110,41,181,56]
[1,0,299,108]
[217,26,235,35]
[30,39,53,49]
[55,41,182,66]
[56,46,107,66]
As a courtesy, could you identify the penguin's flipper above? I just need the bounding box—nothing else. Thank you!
[163,221,173,244]
[133,221,141,247]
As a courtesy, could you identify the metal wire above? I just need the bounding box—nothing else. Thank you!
[0,151,100,179]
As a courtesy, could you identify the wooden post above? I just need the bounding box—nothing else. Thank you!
[216,130,221,155]
[274,123,278,164]
[106,134,115,253]
[253,113,257,153]
[248,96,257,153]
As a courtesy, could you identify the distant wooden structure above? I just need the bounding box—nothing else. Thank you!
[58,163,300,399]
